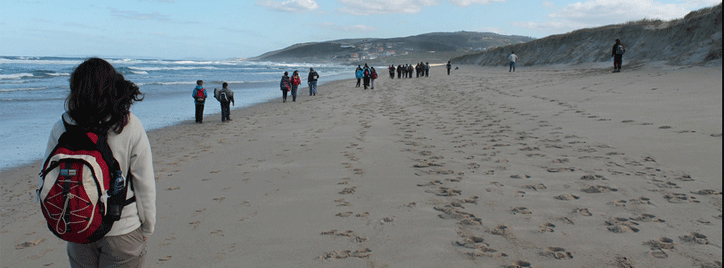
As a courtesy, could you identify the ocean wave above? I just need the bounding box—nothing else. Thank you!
[0,73,34,80]
[135,81,196,86]
[128,66,220,72]
[0,87,49,92]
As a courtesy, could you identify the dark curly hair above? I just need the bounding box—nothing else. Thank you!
[66,58,144,134]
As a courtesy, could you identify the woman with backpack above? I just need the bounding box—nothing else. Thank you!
[280,71,291,103]
[42,58,156,267]
[290,70,301,102]
[370,67,378,89]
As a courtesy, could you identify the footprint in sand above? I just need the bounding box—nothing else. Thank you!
[417,180,443,187]
[159,256,172,261]
[663,193,700,203]
[335,198,352,206]
[581,175,607,181]
[512,207,532,215]
[554,194,581,201]
[574,208,593,216]
[318,248,372,260]
[631,214,665,223]
[645,237,675,249]
[210,230,224,237]
[679,232,709,245]
[426,187,462,197]
[189,221,201,230]
[691,189,722,196]
[339,186,357,195]
[503,260,532,268]
[165,186,181,191]
[160,237,176,247]
[15,238,45,250]
[605,217,640,233]
[523,184,547,191]
[336,211,354,217]
[582,185,618,193]
[649,247,669,259]
[539,223,556,233]
[541,247,573,259]
[510,174,531,179]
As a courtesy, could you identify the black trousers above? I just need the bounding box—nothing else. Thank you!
[195,104,204,123]
[220,102,230,121]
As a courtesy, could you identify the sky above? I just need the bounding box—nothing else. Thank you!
[1,0,720,60]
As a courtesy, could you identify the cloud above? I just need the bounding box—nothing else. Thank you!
[514,0,697,35]
[256,0,320,12]
[447,0,504,7]
[312,22,377,32]
[474,27,506,35]
[109,8,172,22]
[336,0,502,15]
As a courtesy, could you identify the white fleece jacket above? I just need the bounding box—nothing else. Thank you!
[43,112,156,237]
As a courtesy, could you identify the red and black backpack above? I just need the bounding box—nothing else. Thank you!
[38,119,135,243]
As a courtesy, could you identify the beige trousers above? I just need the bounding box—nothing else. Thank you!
[67,227,147,268]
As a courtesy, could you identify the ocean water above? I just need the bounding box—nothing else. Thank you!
[0,56,352,171]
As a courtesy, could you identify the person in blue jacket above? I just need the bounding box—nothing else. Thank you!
[355,65,363,87]
[192,80,207,123]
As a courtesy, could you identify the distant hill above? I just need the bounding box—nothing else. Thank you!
[251,31,534,64]
[452,3,722,67]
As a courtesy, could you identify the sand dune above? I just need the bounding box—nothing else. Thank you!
[453,4,722,67]
[2,62,721,267]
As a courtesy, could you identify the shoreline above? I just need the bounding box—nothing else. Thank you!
[3,63,721,267]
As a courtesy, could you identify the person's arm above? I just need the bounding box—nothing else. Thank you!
[129,117,156,238]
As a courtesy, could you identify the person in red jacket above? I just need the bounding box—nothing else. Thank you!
[291,70,301,102]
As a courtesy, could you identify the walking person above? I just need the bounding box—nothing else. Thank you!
[370,67,378,89]
[308,67,319,96]
[192,80,207,123]
[214,82,235,122]
[397,64,402,79]
[362,64,371,90]
[509,52,518,72]
[355,65,363,87]
[291,70,301,102]
[389,65,395,79]
[446,61,452,75]
[280,71,291,103]
[42,58,156,268]
[612,39,626,73]
[425,62,430,77]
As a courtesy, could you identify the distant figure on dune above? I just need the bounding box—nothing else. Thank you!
[509,52,518,72]
[446,61,452,75]
[612,39,626,73]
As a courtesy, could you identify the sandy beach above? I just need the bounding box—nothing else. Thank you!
[2,63,721,267]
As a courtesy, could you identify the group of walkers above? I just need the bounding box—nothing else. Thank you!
[280,68,319,102]
[354,64,378,89]
[387,62,432,79]
[192,80,235,123]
